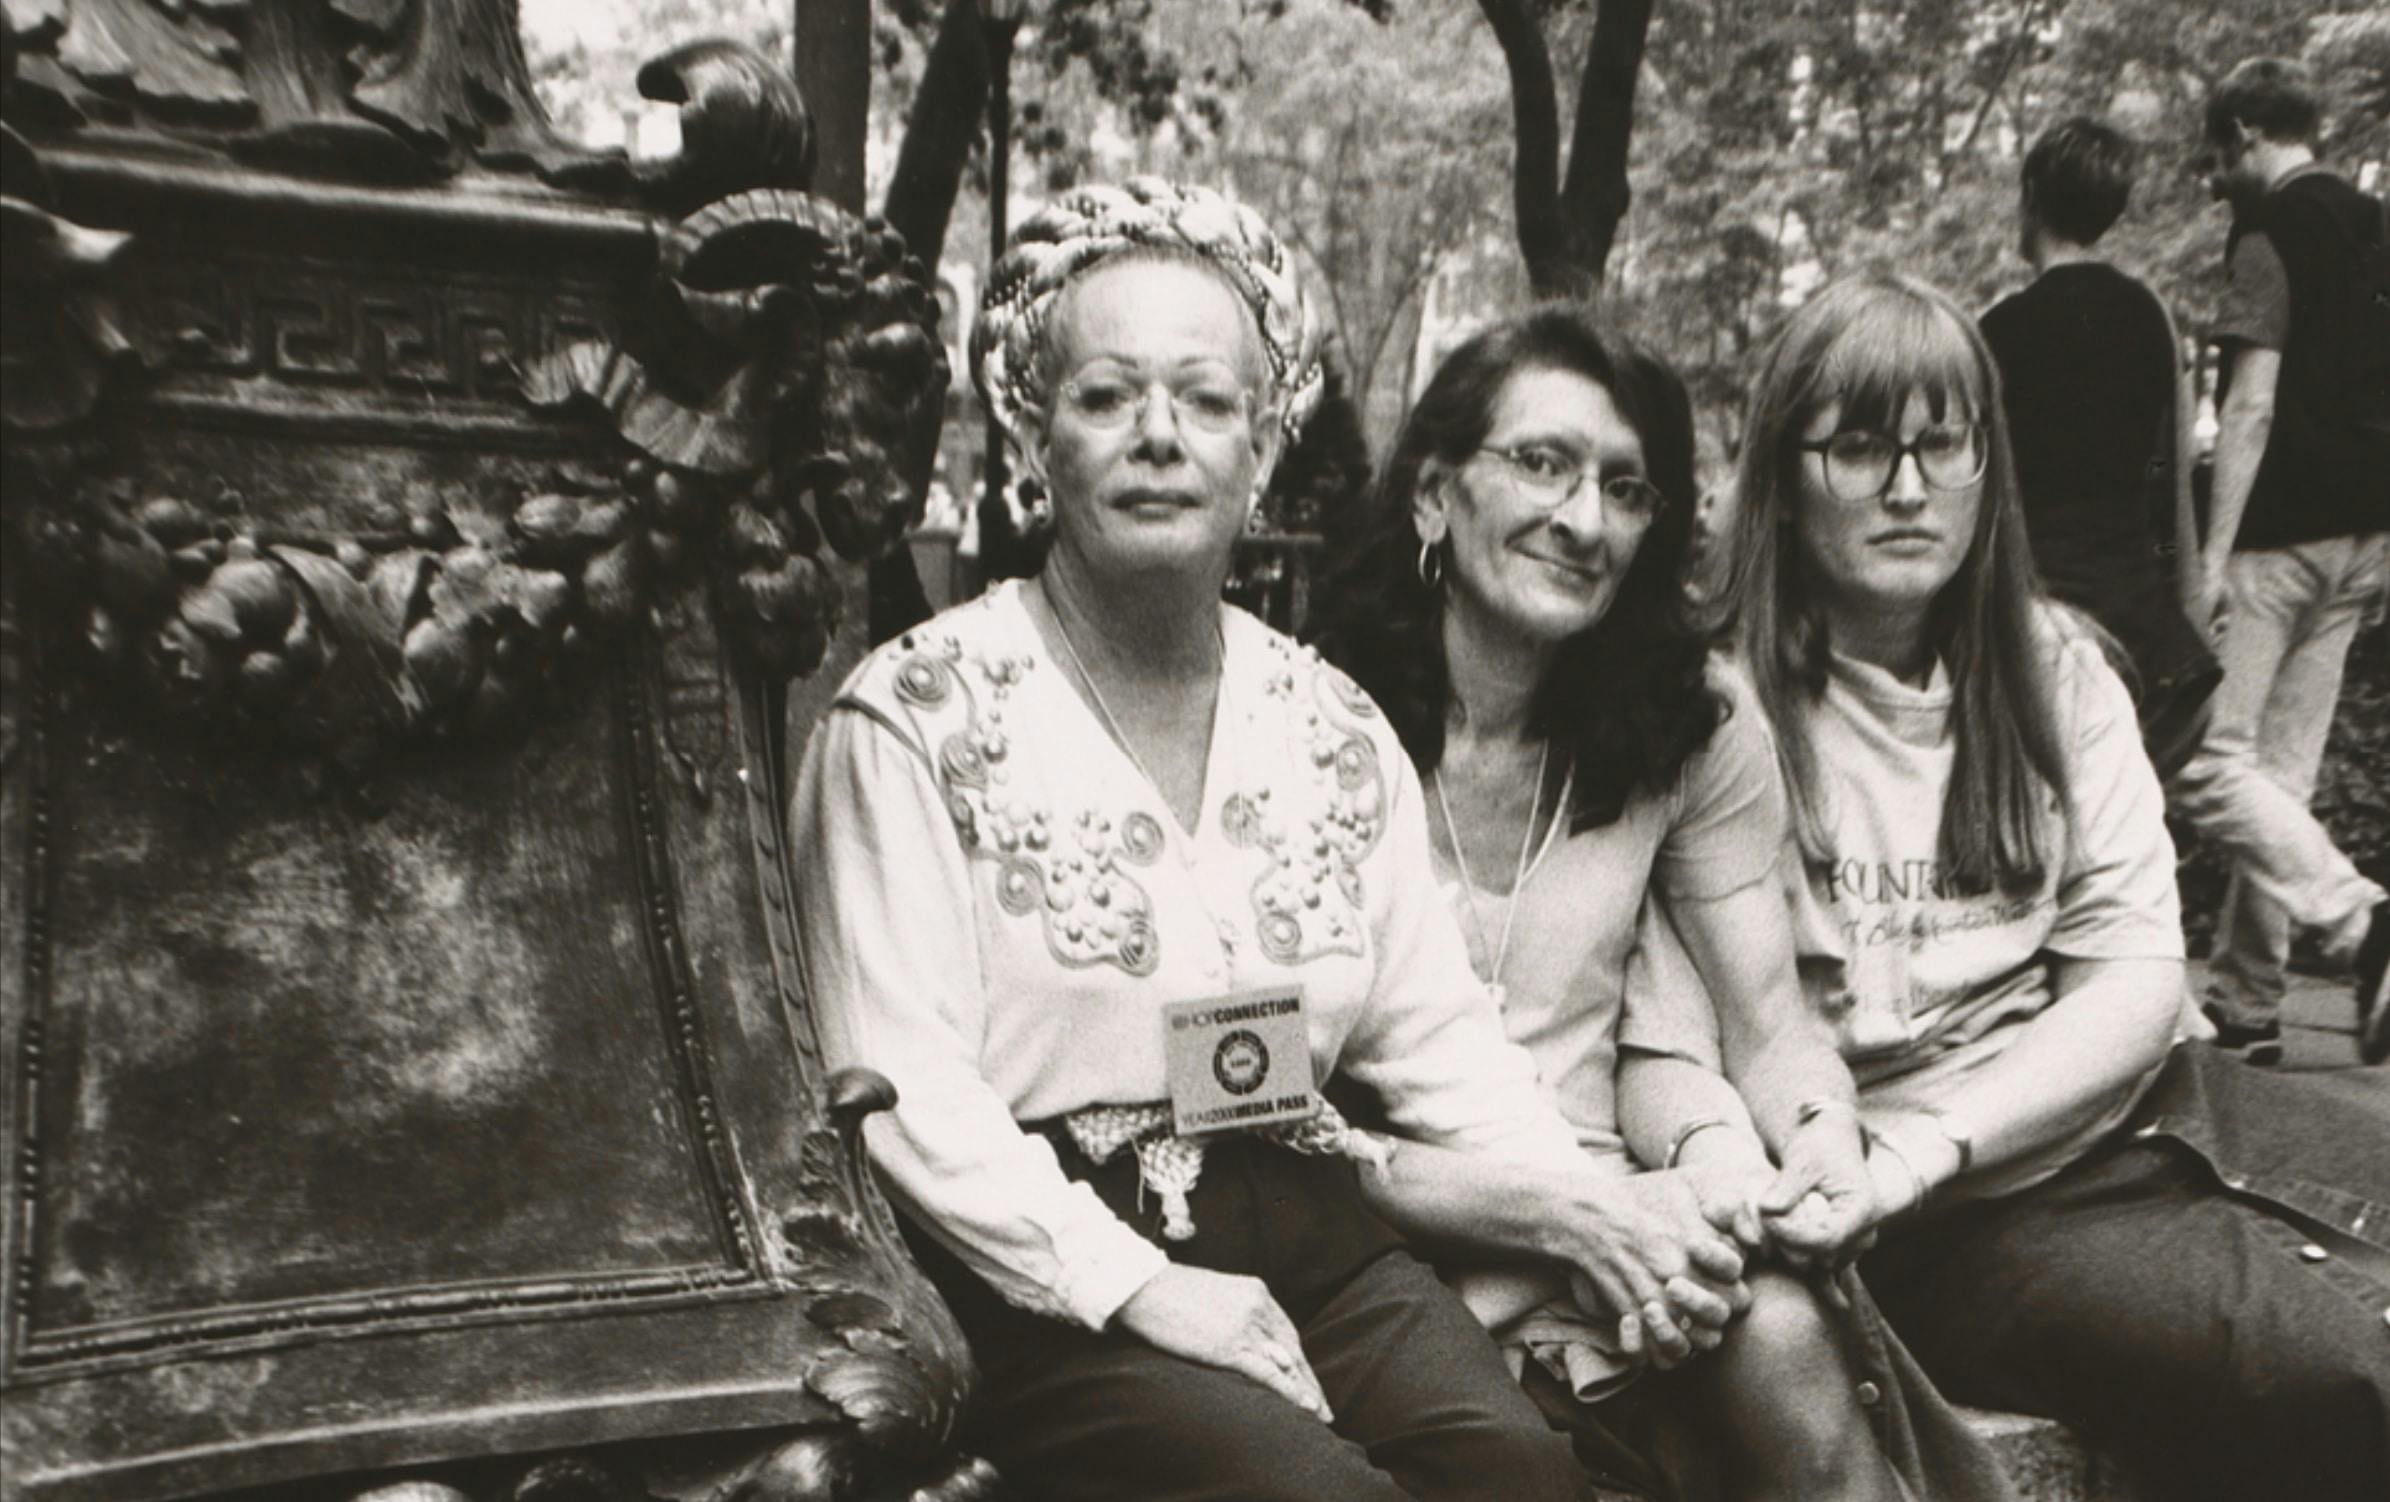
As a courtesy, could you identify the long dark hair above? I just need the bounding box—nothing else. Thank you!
[1308,305,1718,831]
[1725,273,2071,893]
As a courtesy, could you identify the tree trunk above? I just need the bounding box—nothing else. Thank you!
[793,0,872,212]
[1476,0,1656,299]
[1556,0,1655,294]
[882,0,993,273]
[797,0,936,640]
[875,2,998,640]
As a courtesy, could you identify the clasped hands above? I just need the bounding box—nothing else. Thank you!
[1558,1126,1881,1370]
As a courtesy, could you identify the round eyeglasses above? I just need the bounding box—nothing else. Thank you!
[1795,422,1987,502]
[1057,374,1256,436]
[1474,444,1668,524]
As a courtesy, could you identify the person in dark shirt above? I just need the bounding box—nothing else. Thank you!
[2177,61,2390,1064]
[1987,105,2390,1068]
[1980,117,2217,779]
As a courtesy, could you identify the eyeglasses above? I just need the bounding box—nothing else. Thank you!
[1794,423,1987,502]
[1473,444,1668,524]
[1056,373,1257,436]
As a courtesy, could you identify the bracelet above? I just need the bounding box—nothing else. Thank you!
[1665,1116,1734,1169]
[1917,1109,1977,1174]
[1867,1127,1932,1214]
[1793,1097,1859,1130]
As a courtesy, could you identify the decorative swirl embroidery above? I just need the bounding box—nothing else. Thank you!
[893,650,954,708]
[1121,810,1166,863]
[879,616,1164,977]
[1322,662,1382,720]
[1231,639,1388,965]
[940,731,990,790]
[996,857,1044,914]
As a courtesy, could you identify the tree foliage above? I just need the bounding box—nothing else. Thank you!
[524,0,2390,456]
[1604,0,2390,430]
[1190,1,1514,445]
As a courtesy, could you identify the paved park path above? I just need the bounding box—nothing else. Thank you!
[2205,961,2389,1117]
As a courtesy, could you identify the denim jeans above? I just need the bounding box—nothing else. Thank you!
[1863,1043,2390,1502]
[2170,532,2390,1028]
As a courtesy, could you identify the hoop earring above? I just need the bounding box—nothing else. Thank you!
[1416,537,1444,589]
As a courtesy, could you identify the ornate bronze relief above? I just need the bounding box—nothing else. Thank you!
[3,7,989,1501]
[4,26,947,765]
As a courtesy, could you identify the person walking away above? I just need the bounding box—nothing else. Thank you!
[1980,116,2219,779]
[2175,58,2390,1064]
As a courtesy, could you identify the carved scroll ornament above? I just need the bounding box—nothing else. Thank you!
[2,34,948,763]
[0,120,144,432]
[3,0,605,177]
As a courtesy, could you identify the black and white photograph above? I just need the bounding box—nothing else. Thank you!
[3,3,2385,1500]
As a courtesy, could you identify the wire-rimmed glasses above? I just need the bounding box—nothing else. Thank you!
[1056,373,1257,437]
[1473,444,1668,525]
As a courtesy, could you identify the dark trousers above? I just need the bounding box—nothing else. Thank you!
[913,1131,1589,1502]
[1863,1047,2390,1502]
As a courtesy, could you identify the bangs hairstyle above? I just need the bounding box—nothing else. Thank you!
[1723,273,2072,894]
[1307,304,1719,832]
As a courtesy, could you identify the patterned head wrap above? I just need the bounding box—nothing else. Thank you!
[972,177,1325,449]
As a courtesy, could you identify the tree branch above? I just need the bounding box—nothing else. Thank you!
[1475,0,1565,294]
[1555,0,1657,294]
[1946,0,2042,176]
[1358,252,1443,401]
[880,0,992,272]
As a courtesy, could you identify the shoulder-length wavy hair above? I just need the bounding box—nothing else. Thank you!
[1307,304,1718,831]
[1724,272,2070,893]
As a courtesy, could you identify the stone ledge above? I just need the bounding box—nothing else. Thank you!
[1965,1407,2144,1502]
[1583,1408,2140,1502]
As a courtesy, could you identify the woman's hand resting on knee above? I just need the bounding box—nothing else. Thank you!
[1113,1263,1336,1422]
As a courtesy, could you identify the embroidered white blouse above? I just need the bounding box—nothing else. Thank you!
[792,581,1582,1331]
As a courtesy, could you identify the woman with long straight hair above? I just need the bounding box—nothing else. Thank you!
[1630,272,2390,1502]
[1310,304,2013,1502]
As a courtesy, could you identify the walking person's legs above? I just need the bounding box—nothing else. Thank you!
[2169,538,2388,1054]
[2207,536,2385,1029]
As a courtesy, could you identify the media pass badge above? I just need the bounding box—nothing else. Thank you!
[1162,985,1318,1138]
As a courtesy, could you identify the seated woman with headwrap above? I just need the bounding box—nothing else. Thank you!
[791,181,1746,1502]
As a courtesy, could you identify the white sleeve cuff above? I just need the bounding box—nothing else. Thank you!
[1050,1224,1172,1331]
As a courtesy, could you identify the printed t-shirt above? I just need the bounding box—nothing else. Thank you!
[791,580,1584,1331]
[1630,622,2186,1204]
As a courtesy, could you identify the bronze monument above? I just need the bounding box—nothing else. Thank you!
[1,4,989,1499]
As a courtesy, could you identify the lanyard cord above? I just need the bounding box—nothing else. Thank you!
[1431,741,1567,994]
[1037,575,1225,816]
[1035,576,1247,963]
